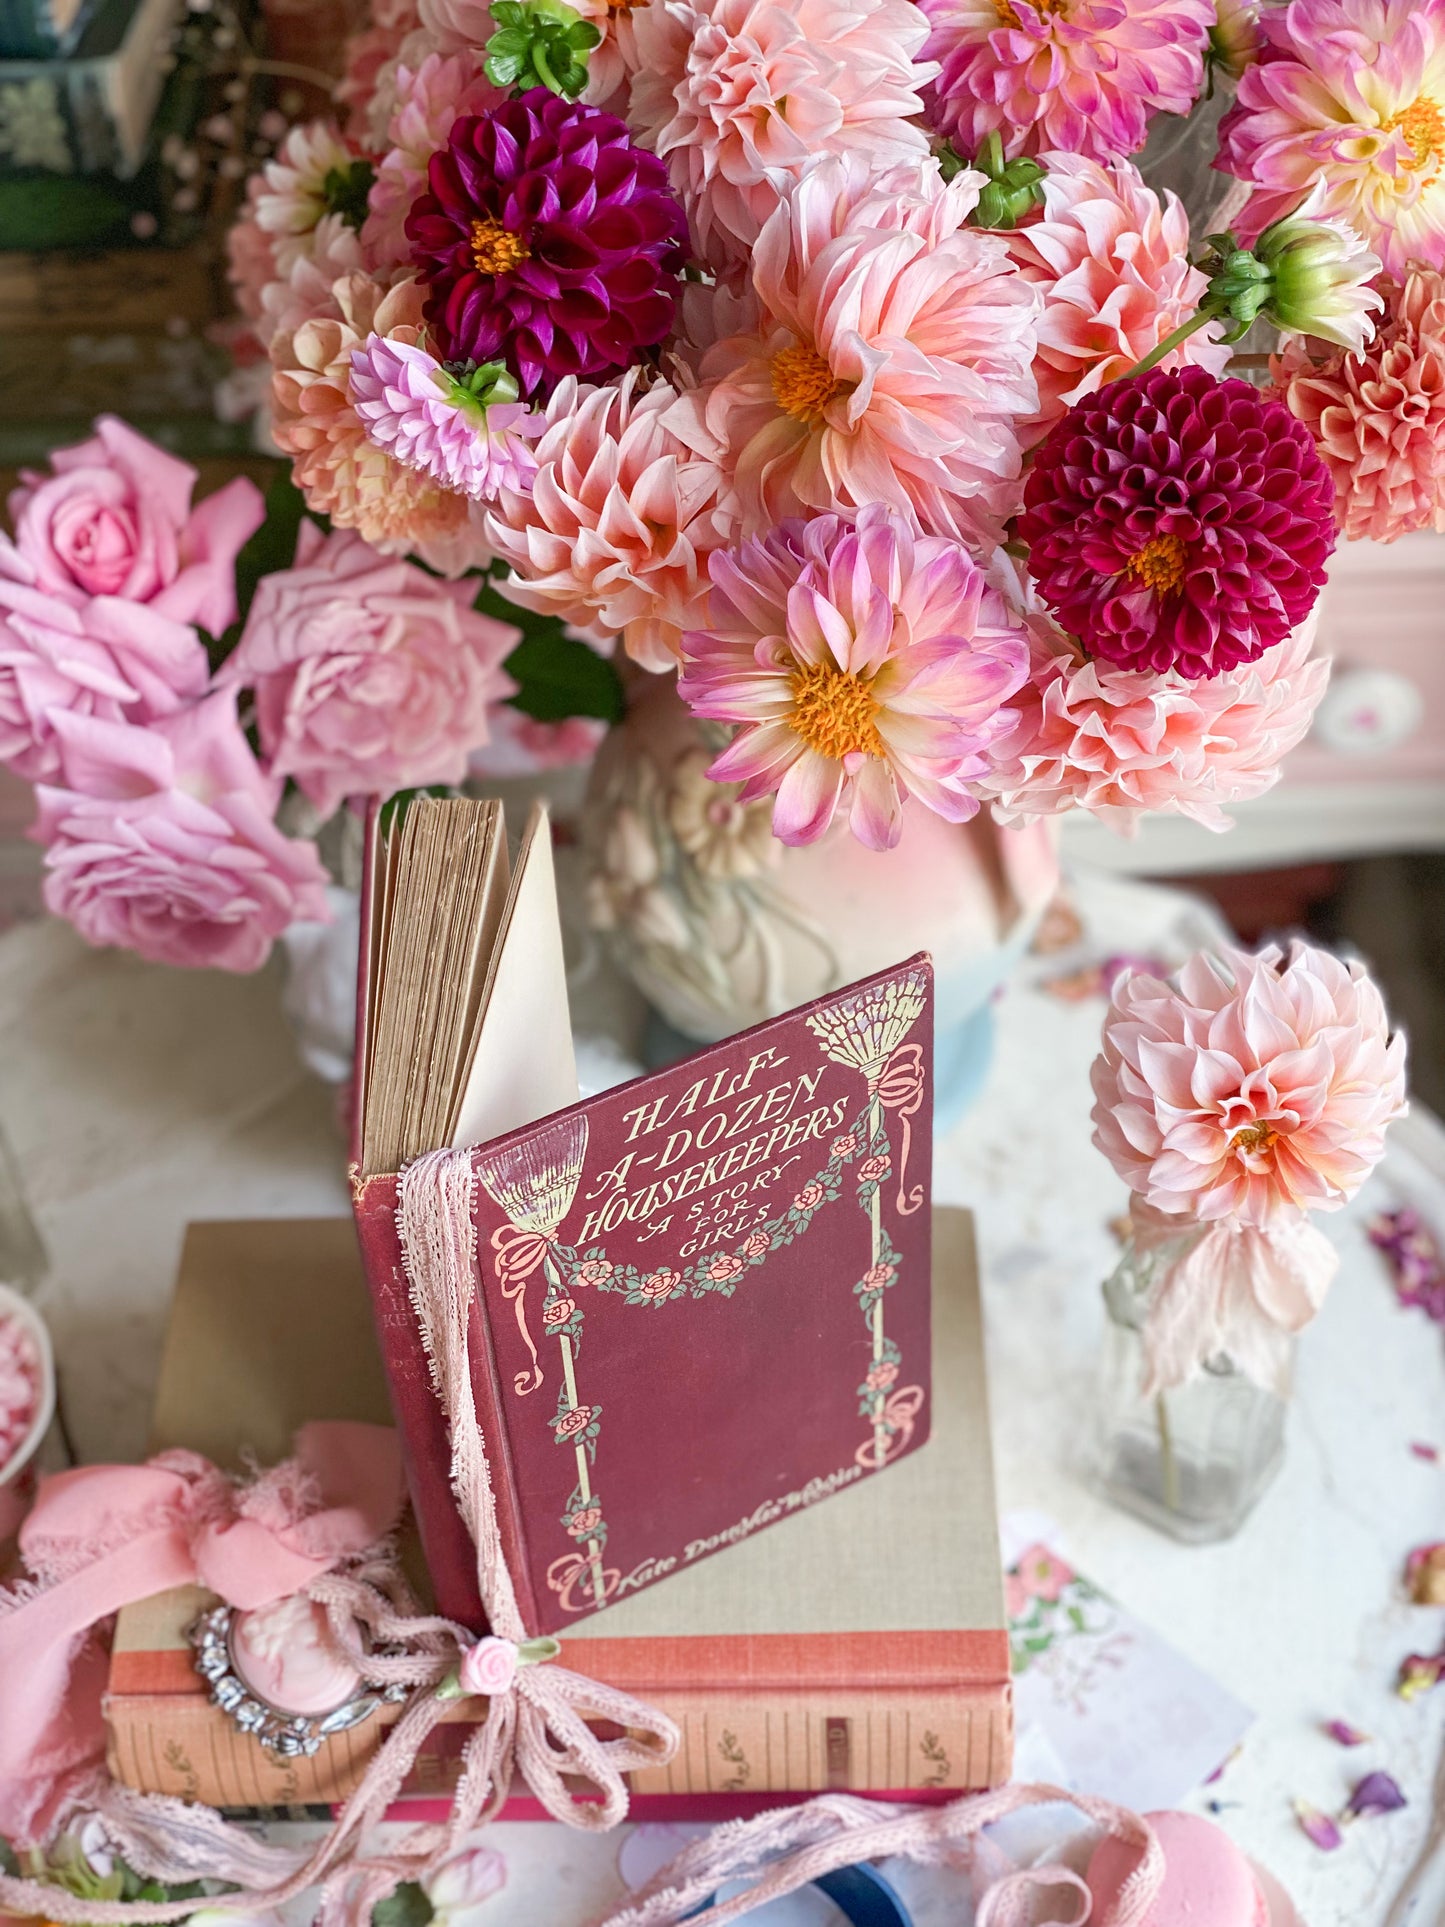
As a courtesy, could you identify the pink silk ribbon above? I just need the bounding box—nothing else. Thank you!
[0,1420,404,1845]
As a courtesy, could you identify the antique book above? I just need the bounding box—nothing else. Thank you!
[352,797,936,1635]
[104,1212,1011,1809]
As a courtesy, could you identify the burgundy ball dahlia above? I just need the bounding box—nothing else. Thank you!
[1018,365,1336,680]
[406,88,688,399]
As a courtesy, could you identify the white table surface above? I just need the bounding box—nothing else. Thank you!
[1,864,1441,1927]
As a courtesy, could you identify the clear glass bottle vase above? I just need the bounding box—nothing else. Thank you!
[1091,1231,1289,1544]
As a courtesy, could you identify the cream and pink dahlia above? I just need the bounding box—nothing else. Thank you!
[677,503,1029,850]
[350,334,540,501]
[919,0,1214,163]
[1004,152,1231,437]
[485,368,727,670]
[1091,940,1407,1227]
[1217,0,1445,281]
[1270,268,1445,543]
[626,0,936,274]
[251,120,368,275]
[982,599,1330,832]
[1019,366,1336,681]
[668,157,1039,547]
[270,272,484,577]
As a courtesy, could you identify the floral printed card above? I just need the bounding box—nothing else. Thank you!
[356,957,935,1633]
[1002,1511,1253,1811]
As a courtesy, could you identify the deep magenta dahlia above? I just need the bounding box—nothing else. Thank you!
[1018,365,1337,680]
[405,88,688,399]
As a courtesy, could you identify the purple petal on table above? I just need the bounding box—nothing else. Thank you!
[1294,1800,1343,1851]
[1345,1771,1408,1818]
[1409,1441,1441,1462]
[1203,1743,1243,1785]
[1323,1720,1371,1747]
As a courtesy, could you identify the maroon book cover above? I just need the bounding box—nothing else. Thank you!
[353,958,934,1636]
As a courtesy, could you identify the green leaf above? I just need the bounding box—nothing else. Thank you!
[372,1881,436,1927]
[479,588,625,723]
[486,46,526,83]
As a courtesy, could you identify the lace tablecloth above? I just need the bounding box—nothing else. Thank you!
[1,866,1441,1927]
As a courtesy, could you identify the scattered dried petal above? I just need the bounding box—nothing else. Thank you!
[1345,1771,1408,1818]
[1204,1743,1243,1786]
[1295,1800,1344,1851]
[1406,1543,1445,1606]
[1368,1208,1445,1322]
[1323,1720,1371,1747]
[1399,1650,1445,1699]
[1409,1441,1440,1462]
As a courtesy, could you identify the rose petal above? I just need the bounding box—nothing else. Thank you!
[1294,1800,1344,1851]
[1409,1441,1441,1462]
[1323,1720,1371,1747]
[1345,1771,1408,1818]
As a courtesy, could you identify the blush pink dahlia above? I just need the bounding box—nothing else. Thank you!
[349,334,540,500]
[1270,269,1445,543]
[33,696,330,973]
[678,503,1029,849]
[220,522,518,819]
[983,603,1330,832]
[1004,153,1231,436]
[406,88,688,398]
[361,50,501,273]
[625,0,936,274]
[1091,940,1407,1227]
[1217,0,1445,282]
[1018,366,1336,681]
[669,157,1039,546]
[251,120,368,275]
[485,368,727,670]
[919,0,1214,163]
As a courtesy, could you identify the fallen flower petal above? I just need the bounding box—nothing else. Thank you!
[1295,1800,1343,1851]
[1345,1771,1408,1819]
[1406,1543,1445,1606]
[1398,1651,1445,1700]
[1409,1442,1441,1462]
[1323,1720,1371,1747]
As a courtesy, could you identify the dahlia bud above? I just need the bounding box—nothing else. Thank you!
[484,0,600,99]
[1206,0,1262,86]
[1252,193,1384,352]
[957,131,1046,230]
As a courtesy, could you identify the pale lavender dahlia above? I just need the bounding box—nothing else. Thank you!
[349,333,540,501]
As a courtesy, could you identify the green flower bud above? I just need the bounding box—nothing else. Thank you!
[485,0,600,99]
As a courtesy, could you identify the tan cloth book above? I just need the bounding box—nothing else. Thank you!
[105,1210,1011,1812]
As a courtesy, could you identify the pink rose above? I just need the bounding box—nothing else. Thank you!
[865,1360,899,1391]
[553,1404,594,1441]
[639,1268,681,1300]
[831,1133,858,1157]
[1012,1544,1075,1605]
[468,708,606,779]
[707,1253,744,1282]
[33,694,330,973]
[740,1232,769,1258]
[793,1182,825,1211]
[0,541,207,781]
[858,1154,892,1182]
[542,1296,575,1329]
[458,1634,518,1696]
[862,1262,897,1290]
[566,1504,602,1537]
[575,1258,615,1288]
[219,523,519,819]
[10,417,264,632]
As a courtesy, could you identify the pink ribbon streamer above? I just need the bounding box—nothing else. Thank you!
[0,1421,404,1846]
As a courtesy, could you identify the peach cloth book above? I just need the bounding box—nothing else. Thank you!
[104,1210,1011,1812]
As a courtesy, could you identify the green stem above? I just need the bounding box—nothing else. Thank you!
[1125,307,1220,380]
[1156,1391,1180,1513]
[532,39,561,94]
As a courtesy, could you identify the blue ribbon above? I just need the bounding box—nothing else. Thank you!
[687,1862,910,1926]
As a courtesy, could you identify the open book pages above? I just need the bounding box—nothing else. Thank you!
[358,797,579,1177]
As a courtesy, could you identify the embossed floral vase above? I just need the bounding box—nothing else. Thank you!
[582,674,1060,1127]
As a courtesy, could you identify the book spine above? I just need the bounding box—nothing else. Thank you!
[104,1681,1012,1807]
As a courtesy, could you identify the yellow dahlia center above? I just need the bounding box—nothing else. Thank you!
[1230,1121,1278,1159]
[1124,533,1187,597]
[994,0,1068,23]
[470,217,529,276]
[1383,95,1445,168]
[790,658,884,761]
[771,342,843,425]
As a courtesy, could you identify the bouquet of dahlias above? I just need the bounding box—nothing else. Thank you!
[3,0,1427,973]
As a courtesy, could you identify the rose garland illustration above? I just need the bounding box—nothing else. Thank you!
[479,972,931,1612]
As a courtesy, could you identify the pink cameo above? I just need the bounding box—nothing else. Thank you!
[793,1182,825,1211]
[740,1232,770,1258]
[229,1594,364,1716]
[575,1259,615,1288]
[459,1634,518,1697]
[706,1253,745,1282]
[638,1269,681,1300]
[858,1155,892,1182]
[554,1404,594,1440]
[542,1296,575,1328]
